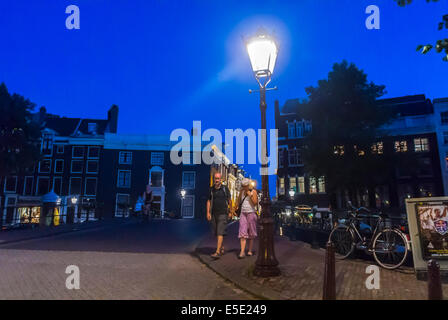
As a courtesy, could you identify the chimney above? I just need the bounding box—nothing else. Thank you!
[39,106,47,123]
[107,104,119,133]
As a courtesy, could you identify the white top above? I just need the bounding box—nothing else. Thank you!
[241,193,256,213]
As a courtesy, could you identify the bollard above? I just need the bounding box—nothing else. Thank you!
[427,259,443,300]
[323,241,336,300]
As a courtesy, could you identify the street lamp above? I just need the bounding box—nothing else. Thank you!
[180,189,186,199]
[289,190,295,199]
[246,28,280,277]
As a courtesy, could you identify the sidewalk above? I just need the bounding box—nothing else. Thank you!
[0,218,137,246]
[195,222,448,300]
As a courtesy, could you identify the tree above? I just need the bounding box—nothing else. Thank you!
[0,83,41,177]
[299,61,396,207]
[395,0,448,61]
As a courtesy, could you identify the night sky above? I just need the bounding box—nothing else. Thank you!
[1,0,446,196]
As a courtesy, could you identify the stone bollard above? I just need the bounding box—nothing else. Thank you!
[323,241,336,300]
[427,259,443,300]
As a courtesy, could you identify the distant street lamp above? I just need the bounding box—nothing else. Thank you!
[289,190,295,199]
[180,189,186,199]
[246,28,280,277]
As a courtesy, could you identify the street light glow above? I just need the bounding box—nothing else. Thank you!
[246,31,278,79]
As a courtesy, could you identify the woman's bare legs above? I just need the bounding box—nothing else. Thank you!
[239,238,246,257]
[247,239,254,255]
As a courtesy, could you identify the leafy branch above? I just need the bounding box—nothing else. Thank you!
[395,0,448,61]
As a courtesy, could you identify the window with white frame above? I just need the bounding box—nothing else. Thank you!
[71,160,84,173]
[4,176,17,193]
[414,138,429,152]
[304,121,312,134]
[278,148,285,168]
[119,151,132,164]
[298,177,305,194]
[278,177,285,195]
[86,160,99,174]
[309,177,317,194]
[85,178,97,196]
[151,152,164,165]
[69,177,82,195]
[117,170,131,188]
[39,160,51,173]
[41,133,54,156]
[371,142,384,155]
[182,171,196,189]
[295,122,303,138]
[88,123,98,134]
[318,177,326,193]
[287,122,296,138]
[23,176,34,195]
[443,132,448,145]
[54,159,64,173]
[56,144,64,154]
[394,140,408,152]
[441,112,448,125]
[88,146,100,159]
[289,177,297,191]
[53,177,62,195]
[72,146,85,158]
[288,149,302,166]
[115,194,130,217]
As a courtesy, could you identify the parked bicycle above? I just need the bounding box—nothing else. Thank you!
[328,201,409,270]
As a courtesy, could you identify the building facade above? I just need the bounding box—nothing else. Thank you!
[0,105,118,226]
[275,95,446,214]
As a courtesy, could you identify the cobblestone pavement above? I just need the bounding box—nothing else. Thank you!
[197,223,448,300]
[0,220,255,300]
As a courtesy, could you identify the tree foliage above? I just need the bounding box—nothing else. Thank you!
[395,0,448,61]
[300,61,395,195]
[0,83,41,177]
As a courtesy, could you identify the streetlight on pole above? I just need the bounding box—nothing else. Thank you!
[246,28,280,277]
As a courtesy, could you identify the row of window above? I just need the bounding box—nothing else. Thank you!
[333,138,430,156]
[3,176,97,196]
[118,151,164,165]
[41,140,101,159]
[38,160,99,174]
[287,121,312,139]
[116,169,196,189]
[278,176,326,195]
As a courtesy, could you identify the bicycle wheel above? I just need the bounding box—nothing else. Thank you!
[328,226,355,259]
[372,228,408,270]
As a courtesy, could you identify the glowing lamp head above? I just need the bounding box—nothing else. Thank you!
[289,190,295,198]
[246,29,278,79]
[180,189,186,198]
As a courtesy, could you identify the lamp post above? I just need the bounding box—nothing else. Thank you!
[246,28,280,277]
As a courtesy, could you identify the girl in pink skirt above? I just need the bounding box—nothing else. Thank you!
[235,178,259,259]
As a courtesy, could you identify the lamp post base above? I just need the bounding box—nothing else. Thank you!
[253,265,280,277]
[254,216,280,277]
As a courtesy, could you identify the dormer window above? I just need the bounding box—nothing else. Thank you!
[88,123,98,134]
[41,133,54,156]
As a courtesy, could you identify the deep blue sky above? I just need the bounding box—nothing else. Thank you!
[0,0,446,196]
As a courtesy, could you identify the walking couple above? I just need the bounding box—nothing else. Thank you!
[206,173,258,260]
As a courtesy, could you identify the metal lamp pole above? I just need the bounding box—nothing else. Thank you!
[246,29,280,277]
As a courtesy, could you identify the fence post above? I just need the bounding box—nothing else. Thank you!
[323,241,336,300]
[427,259,443,300]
